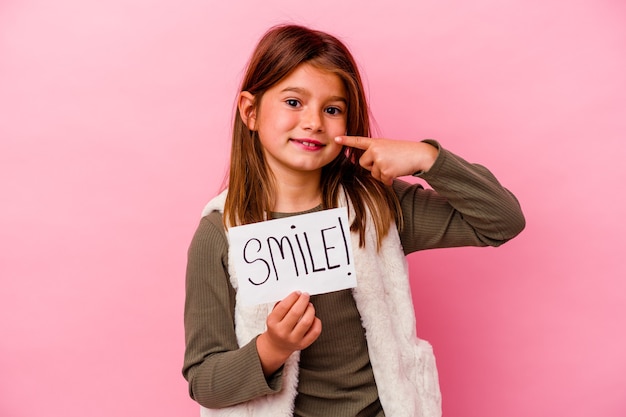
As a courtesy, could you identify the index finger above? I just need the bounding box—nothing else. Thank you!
[271,291,305,319]
[334,135,373,150]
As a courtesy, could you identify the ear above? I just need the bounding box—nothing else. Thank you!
[238,91,257,130]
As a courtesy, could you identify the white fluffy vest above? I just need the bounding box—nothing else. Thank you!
[200,189,442,417]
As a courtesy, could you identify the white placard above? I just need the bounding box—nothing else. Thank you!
[228,207,357,306]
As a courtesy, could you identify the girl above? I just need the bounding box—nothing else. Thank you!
[183,24,525,417]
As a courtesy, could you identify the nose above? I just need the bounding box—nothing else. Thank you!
[301,107,323,132]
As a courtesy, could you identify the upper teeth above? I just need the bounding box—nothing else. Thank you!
[302,141,317,147]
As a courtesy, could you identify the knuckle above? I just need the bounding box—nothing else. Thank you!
[298,314,314,328]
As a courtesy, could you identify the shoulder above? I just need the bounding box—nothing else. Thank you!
[188,210,228,256]
[202,210,226,233]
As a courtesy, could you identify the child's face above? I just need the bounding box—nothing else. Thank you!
[252,63,348,180]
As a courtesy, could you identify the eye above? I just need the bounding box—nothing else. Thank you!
[285,99,300,107]
[325,106,343,116]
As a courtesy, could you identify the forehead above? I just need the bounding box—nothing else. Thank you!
[271,63,346,97]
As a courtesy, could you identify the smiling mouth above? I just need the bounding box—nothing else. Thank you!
[291,139,325,148]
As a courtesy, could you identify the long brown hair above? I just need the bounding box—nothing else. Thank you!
[223,24,402,248]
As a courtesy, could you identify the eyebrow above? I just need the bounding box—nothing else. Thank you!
[281,87,347,104]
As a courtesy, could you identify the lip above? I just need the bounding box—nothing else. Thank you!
[290,138,326,151]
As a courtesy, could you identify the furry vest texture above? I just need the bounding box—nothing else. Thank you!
[199,189,442,417]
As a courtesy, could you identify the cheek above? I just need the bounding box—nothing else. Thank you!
[269,112,299,132]
[256,112,293,142]
[328,118,348,136]
[327,142,344,159]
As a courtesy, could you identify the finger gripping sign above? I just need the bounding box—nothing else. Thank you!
[228,207,357,306]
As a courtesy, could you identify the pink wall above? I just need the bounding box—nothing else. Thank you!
[1,1,624,416]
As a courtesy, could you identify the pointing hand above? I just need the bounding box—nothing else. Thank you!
[334,136,438,185]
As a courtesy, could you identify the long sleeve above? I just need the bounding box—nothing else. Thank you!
[395,140,525,253]
[182,213,283,408]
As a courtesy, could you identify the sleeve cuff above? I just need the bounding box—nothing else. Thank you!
[412,139,442,177]
[250,335,284,392]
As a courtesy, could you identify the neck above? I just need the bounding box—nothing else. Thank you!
[271,171,322,213]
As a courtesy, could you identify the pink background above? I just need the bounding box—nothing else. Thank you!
[1,1,625,416]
